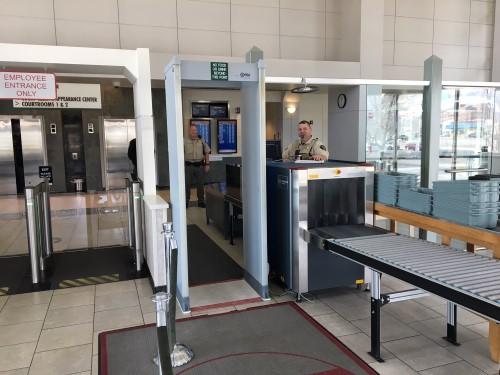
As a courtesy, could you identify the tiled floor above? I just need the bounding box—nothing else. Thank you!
[0,192,498,374]
[0,277,498,375]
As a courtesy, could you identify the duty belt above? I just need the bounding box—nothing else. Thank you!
[185,161,203,167]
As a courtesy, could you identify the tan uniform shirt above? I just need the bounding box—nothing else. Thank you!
[282,137,329,160]
[184,138,210,162]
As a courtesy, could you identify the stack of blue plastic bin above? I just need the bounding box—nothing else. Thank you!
[433,180,499,228]
[375,172,419,206]
[398,187,433,215]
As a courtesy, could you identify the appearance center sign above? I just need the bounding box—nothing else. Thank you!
[13,83,102,109]
[0,72,56,100]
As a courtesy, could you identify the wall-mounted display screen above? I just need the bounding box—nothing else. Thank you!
[209,103,229,118]
[190,119,211,146]
[217,119,237,154]
[192,102,210,118]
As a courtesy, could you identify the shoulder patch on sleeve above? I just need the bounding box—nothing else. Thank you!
[320,145,327,151]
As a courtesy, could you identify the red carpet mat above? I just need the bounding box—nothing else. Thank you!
[99,302,377,375]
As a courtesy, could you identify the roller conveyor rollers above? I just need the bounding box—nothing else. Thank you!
[315,231,500,362]
[325,233,500,321]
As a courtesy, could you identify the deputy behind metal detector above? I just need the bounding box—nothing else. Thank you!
[184,125,210,208]
[282,120,329,161]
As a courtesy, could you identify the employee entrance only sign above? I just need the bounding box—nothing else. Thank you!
[0,72,56,100]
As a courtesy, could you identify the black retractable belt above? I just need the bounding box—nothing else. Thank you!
[152,292,173,375]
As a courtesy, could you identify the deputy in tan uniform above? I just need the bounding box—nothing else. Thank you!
[282,120,329,161]
[184,125,210,208]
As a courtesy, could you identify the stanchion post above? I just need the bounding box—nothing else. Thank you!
[153,222,193,371]
[163,222,194,367]
[152,292,174,375]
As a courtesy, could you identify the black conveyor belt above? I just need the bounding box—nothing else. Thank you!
[311,224,388,240]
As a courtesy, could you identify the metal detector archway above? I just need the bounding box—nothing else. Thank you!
[165,53,268,311]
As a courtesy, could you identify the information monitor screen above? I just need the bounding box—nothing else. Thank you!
[192,102,210,118]
[209,103,229,118]
[217,119,237,154]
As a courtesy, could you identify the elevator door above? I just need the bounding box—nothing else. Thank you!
[0,116,46,195]
[62,111,86,192]
[0,118,16,195]
[20,118,47,188]
[102,119,136,190]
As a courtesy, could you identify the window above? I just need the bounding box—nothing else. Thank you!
[490,90,500,174]
[438,87,495,180]
[366,91,423,176]
[366,86,500,182]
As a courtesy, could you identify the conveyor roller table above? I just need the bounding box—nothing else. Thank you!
[318,232,500,362]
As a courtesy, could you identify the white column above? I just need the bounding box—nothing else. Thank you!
[328,85,372,162]
[165,59,190,311]
[492,3,500,81]
[132,48,156,195]
[360,0,384,79]
[421,56,443,188]
[240,60,269,298]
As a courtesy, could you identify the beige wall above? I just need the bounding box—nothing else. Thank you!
[383,0,496,81]
[0,0,360,62]
[0,0,498,82]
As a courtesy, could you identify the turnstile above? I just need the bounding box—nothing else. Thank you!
[126,178,144,272]
[25,181,53,284]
